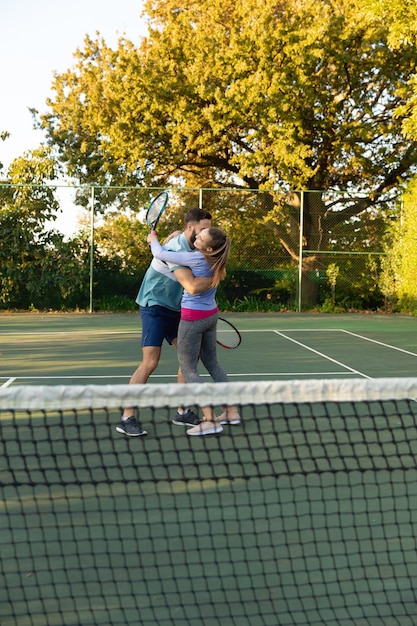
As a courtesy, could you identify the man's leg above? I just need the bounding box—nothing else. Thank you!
[116,346,162,437]
[121,346,162,417]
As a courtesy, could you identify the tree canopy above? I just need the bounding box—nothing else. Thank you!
[0,0,415,310]
[40,0,417,194]
[360,0,417,141]
[34,0,417,305]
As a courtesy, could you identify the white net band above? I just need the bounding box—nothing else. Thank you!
[2,377,417,411]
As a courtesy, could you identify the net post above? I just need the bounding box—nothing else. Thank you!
[298,189,304,313]
[89,186,95,314]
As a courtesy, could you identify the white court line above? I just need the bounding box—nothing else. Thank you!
[339,330,417,404]
[341,329,417,358]
[219,371,355,378]
[3,371,353,383]
[273,331,371,379]
[217,328,340,333]
[1,330,140,337]
[2,375,135,380]
[1,378,16,388]
[0,328,342,336]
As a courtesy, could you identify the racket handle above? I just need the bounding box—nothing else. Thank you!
[151,229,156,234]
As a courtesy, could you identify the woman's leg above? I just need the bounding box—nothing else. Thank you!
[199,314,229,383]
[177,319,204,383]
[199,315,241,425]
[177,318,215,420]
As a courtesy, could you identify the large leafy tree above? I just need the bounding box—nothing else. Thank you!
[358,0,417,314]
[362,0,417,142]
[0,149,89,310]
[39,0,417,303]
[382,177,417,312]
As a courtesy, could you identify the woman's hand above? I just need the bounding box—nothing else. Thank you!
[147,232,158,244]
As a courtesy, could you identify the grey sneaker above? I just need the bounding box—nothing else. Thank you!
[172,409,202,426]
[116,416,147,437]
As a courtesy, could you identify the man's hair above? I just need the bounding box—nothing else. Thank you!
[184,208,212,225]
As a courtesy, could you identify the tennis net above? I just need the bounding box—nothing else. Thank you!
[2,378,417,626]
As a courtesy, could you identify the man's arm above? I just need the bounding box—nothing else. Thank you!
[162,230,182,244]
[173,267,213,294]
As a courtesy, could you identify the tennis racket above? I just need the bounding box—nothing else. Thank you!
[145,191,168,232]
[216,317,242,349]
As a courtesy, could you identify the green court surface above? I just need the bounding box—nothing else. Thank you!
[2,313,417,626]
[2,311,417,385]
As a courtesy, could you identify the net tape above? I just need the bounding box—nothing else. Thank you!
[1,377,417,411]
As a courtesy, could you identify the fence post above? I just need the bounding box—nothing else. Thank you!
[199,188,203,208]
[89,186,95,313]
[298,190,304,313]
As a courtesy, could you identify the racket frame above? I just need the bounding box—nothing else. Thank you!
[216,317,242,349]
[145,191,168,231]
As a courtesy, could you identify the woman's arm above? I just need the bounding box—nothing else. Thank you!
[149,238,198,267]
[147,233,211,292]
[173,268,213,294]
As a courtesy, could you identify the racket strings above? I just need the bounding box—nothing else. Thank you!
[146,192,168,228]
[217,319,241,349]
[147,199,165,222]
[218,333,240,348]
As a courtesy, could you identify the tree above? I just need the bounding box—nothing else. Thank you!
[383,177,417,312]
[0,131,10,176]
[38,0,417,304]
[362,0,417,49]
[360,0,417,142]
[0,148,89,310]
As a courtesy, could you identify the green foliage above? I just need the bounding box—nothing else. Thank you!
[216,268,296,312]
[326,263,340,305]
[381,177,417,314]
[4,0,417,311]
[358,0,417,141]
[361,0,417,48]
[29,0,417,307]
[39,1,417,198]
[93,211,152,271]
[0,150,91,310]
[93,295,137,312]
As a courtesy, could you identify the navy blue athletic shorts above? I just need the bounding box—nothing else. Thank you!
[140,304,181,347]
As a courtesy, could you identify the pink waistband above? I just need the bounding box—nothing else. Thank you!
[181,307,218,321]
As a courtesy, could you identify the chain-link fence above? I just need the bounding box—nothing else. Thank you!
[0,184,394,312]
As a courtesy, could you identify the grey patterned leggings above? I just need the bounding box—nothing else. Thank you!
[177,313,229,383]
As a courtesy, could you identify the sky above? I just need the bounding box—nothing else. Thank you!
[0,0,148,233]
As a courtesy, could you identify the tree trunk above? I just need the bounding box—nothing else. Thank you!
[298,192,328,307]
[299,255,320,309]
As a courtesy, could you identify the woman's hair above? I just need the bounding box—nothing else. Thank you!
[202,227,231,286]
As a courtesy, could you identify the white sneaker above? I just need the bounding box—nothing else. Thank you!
[186,421,224,436]
[216,412,241,425]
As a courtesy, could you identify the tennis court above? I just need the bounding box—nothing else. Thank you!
[2,312,417,386]
[2,312,417,626]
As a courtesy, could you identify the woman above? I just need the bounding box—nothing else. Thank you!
[147,227,240,436]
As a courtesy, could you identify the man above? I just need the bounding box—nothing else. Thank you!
[116,208,213,437]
